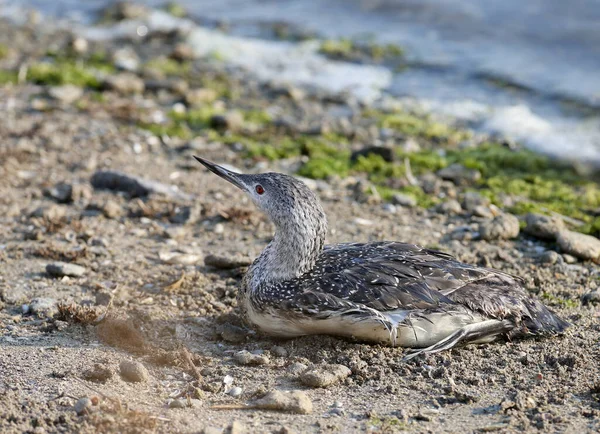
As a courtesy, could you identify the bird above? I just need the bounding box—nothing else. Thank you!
[194,156,569,359]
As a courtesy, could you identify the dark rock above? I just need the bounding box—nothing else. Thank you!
[46,262,86,278]
[210,111,244,131]
[350,146,394,163]
[169,205,202,225]
[45,182,92,204]
[582,291,600,305]
[91,170,191,199]
[437,163,481,185]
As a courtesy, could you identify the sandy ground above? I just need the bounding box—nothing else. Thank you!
[1,9,599,434]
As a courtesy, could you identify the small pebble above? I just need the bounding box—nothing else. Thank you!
[234,350,269,366]
[252,390,312,414]
[74,397,92,415]
[271,346,288,357]
[299,364,351,388]
[228,386,243,398]
[46,262,86,278]
[168,398,187,409]
[119,360,149,383]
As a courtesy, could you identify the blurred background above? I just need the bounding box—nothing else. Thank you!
[4,0,600,165]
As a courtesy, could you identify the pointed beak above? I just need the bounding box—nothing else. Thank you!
[193,156,246,191]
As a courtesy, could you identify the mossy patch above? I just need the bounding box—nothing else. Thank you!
[319,38,404,62]
[370,109,471,145]
[163,1,187,18]
[25,56,115,89]
[0,43,9,60]
[0,69,18,85]
[144,57,192,76]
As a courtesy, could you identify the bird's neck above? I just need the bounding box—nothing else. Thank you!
[249,216,327,287]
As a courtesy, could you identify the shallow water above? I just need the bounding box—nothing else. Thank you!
[4,0,600,164]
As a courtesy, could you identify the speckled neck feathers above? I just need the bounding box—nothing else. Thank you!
[248,183,327,288]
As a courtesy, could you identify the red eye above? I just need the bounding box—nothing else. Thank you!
[255,185,265,195]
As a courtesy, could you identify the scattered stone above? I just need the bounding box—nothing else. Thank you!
[45,182,92,204]
[48,85,83,104]
[119,360,149,383]
[562,254,578,264]
[391,193,417,207]
[479,214,520,240]
[218,323,248,343]
[102,1,148,20]
[204,254,252,269]
[582,291,600,305]
[169,205,202,225]
[104,73,145,94]
[74,397,93,415]
[420,173,442,195]
[91,170,191,199]
[228,387,243,398]
[70,37,88,54]
[350,146,394,163]
[252,390,312,414]
[185,88,218,106]
[158,251,202,265]
[29,298,58,318]
[46,262,86,278]
[234,350,269,366]
[100,200,122,219]
[539,250,562,265]
[82,364,113,383]
[210,111,244,131]
[202,427,222,434]
[557,230,600,261]
[168,399,187,409]
[437,163,481,185]
[30,204,67,221]
[524,213,565,241]
[435,199,462,215]
[271,346,288,357]
[299,364,351,388]
[111,47,140,72]
[170,43,195,61]
[287,362,308,375]
[462,191,490,213]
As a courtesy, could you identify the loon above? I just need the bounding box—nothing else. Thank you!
[194,156,568,359]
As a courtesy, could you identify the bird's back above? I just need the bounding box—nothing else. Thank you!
[247,241,568,340]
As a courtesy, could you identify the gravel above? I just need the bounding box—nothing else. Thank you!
[557,230,600,261]
[46,262,87,278]
[29,298,58,318]
[119,360,150,383]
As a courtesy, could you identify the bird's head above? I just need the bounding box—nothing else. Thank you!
[194,156,326,229]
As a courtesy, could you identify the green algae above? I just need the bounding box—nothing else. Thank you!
[0,43,8,60]
[144,57,191,76]
[371,110,471,145]
[27,60,103,89]
[319,38,404,62]
[0,69,18,85]
[163,2,187,18]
